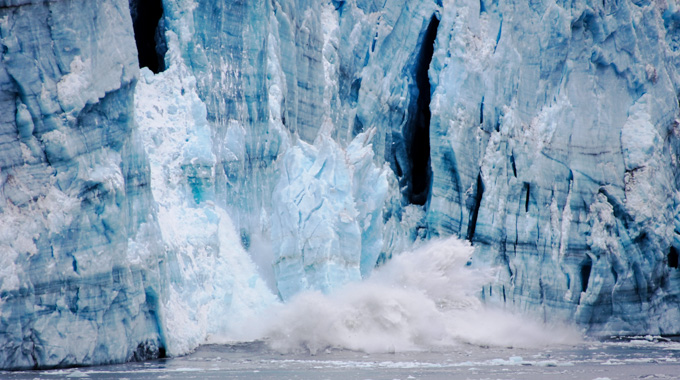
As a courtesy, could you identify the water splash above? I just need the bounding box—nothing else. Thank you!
[218,237,582,353]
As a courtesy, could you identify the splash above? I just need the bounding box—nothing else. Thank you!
[218,237,582,353]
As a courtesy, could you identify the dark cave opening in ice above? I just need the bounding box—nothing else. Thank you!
[408,15,438,206]
[129,0,167,73]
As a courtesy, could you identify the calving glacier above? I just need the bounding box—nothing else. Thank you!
[1,0,679,370]
[254,237,581,354]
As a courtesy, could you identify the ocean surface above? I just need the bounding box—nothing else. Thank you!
[3,337,679,380]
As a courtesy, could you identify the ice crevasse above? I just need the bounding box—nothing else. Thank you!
[1,0,680,369]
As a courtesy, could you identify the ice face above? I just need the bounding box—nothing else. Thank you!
[157,0,680,336]
[0,0,163,369]
[134,36,277,355]
[427,1,680,335]
[271,131,388,300]
[3,0,680,370]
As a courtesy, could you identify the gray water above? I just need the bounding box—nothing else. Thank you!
[3,337,679,380]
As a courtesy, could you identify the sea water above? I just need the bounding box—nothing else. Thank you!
[2,338,679,380]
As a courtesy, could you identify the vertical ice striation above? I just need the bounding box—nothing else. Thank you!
[157,0,402,298]
[0,0,164,368]
[158,0,680,335]
[270,131,387,300]
[427,0,680,334]
[134,34,277,354]
[3,0,680,370]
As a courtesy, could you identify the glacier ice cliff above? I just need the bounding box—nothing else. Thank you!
[0,0,275,369]
[0,0,164,368]
[2,0,680,370]
[427,0,680,335]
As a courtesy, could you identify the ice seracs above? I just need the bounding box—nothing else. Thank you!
[2,0,680,369]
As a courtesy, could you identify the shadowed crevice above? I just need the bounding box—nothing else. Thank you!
[466,172,484,241]
[670,247,679,269]
[408,15,438,206]
[581,257,592,292]
[130,0,167,73]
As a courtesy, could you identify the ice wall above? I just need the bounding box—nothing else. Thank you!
[158,0,396,299]
[3,0,680,370]
[0,0,164,368]
[159,0,680,335]
[0,0,276,369]
[427,0,680,335]
[134,35,276,354]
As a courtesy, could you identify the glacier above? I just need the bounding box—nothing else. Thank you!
[1,0,680,370]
